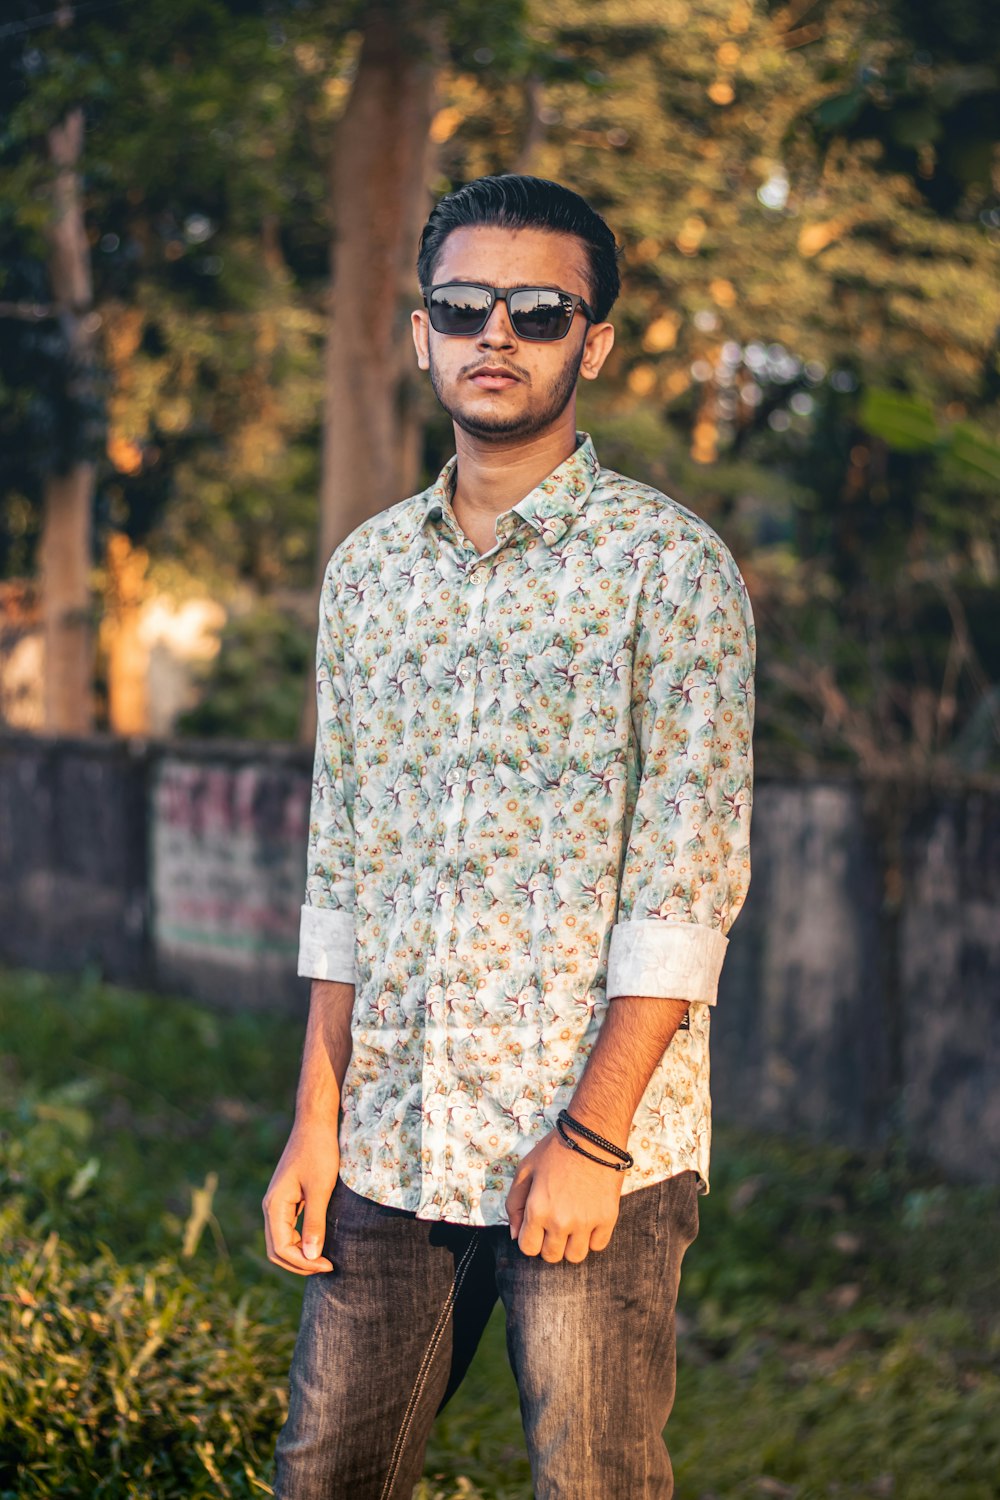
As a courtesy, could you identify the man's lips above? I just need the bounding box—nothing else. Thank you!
[469,368,521,390]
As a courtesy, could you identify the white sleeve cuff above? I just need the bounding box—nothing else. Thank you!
[606,919,729,1004]
[297,905,356,983]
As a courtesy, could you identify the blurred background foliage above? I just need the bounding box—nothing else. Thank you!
[0,0,998,765]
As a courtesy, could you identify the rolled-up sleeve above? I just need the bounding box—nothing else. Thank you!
[606,536,755,1004]
[297,557,357,983]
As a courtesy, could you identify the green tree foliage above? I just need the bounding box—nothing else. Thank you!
[1,0,998,765]
[432,0,1000,769]
[0,0,349,591]
[176,600,313,741]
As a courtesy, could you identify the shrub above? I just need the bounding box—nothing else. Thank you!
[1,1205,293,1499]
[0,1066,295,1500]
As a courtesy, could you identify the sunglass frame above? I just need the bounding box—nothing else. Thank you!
[421,282,597,341]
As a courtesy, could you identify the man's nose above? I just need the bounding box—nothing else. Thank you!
[476,298,517,346]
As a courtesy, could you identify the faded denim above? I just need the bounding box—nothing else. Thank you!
[272,1169,700,1500]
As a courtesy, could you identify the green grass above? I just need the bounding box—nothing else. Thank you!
[1,964,998,1499]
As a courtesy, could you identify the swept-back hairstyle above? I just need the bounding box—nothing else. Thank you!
[417,174,622,323]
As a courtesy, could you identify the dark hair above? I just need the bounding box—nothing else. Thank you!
[417,174,622,323]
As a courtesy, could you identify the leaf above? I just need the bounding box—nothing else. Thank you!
[947,423,1000,484]
[814,90,864,129]
[858,388,939,452]
[67,1157,100,1201]
[182,1170,220,1260]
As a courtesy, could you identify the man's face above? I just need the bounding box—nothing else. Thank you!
[411,225,614,441]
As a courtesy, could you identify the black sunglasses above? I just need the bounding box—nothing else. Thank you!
[422,282,596,341]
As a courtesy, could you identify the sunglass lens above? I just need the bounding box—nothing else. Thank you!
[429,285,492,334]
[509,289,573,339]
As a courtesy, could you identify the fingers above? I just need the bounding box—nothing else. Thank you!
[268,1219,334,1276]
[517,1214,546,1258]
[540,1228,568,1264]
[589,1221,615,1253]
[506,1132,622,1263]
[301,1196,329,1264]
[505,1168,532,1238]
[263,1187,334,1277]
[517,1216,617,1263]
[524,1225,596,1263]
[563,1230,591,1264]
[515,1209,578,1263]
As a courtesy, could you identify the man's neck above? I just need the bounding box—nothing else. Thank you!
[450,417,580,527]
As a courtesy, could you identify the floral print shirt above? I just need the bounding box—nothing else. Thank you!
[298,431,755,1226]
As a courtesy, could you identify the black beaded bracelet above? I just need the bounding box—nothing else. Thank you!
[556,1108,634,1170]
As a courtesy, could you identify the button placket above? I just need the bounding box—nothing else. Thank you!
[421,557,491,1209]
[436,567,486,937]
[428,560,492,1205]
[455,560,487,812]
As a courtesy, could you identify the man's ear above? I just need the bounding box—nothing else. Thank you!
[411,309,430,371]
[579,321,615,382]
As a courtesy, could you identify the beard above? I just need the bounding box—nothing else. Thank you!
[429,336,587,440]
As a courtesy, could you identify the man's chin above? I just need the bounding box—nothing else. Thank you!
[449,394,570,440]
[453,409,542,439]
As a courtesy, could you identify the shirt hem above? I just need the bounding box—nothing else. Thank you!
[336,1154,711,1225]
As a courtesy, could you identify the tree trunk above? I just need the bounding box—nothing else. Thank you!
[40,101,97,734]
[102,531,150,735]
[301,2,440,746]
[319,2,440,563]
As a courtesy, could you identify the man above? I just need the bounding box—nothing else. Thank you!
[266,173,755,1499]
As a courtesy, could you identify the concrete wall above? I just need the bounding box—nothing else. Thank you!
[151,749,309,1009]
[1,728,998,1183]
[0,732,151,979]
[715,780,891,1146]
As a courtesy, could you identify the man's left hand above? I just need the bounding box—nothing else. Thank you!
[505,1128,626,1263]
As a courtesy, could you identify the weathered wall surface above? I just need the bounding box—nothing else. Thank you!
[0,733,150,979]
[1,729,998,1182]
[710,779,892,1147]
[151,750,309,1009]
[896,788,1000,1180]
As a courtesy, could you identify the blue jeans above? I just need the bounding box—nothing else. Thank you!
[272,1170,700,1500]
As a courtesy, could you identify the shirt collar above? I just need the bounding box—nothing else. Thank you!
[414,431,601,550]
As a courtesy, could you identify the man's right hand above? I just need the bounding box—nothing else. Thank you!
[262,1117,340,1276]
